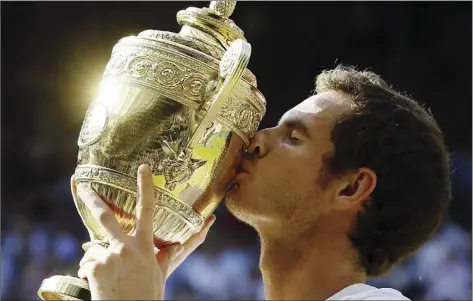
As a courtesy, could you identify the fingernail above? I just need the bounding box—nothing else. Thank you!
[82,242,92,252]
[139,164,151,176]
[138,164,146,174]
[209,215,216,226]
[170,245,184,260]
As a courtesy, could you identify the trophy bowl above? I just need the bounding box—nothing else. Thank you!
[38,1,266,300]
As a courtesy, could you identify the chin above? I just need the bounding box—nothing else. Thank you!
[224,190,245,215]
[225,182,252,208]
[225,187,261,226]
[225,200,254,226]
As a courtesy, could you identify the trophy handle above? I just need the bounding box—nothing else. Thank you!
[187,39,252,147]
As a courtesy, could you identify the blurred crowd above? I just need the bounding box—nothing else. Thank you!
[1,153,471,300]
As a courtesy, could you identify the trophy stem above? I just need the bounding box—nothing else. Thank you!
[38,275,91,301]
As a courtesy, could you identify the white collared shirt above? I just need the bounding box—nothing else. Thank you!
[326,283,410,300]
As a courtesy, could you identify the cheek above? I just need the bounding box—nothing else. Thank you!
[232,147,324,210]
[258,161,319,204]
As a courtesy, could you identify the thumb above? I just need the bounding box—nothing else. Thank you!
[168,244,184,261]
[155,215,216,278]
[156,244,184,275]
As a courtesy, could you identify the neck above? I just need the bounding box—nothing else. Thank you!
[257,214,366,300]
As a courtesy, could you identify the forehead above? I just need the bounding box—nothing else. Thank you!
[280,91,352,124]
[293,91,350,115]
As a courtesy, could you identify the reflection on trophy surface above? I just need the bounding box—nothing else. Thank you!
[37,1,266,300]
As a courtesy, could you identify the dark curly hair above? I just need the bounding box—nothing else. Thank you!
[315,65,452,277]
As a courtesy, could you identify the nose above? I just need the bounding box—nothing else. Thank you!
[246,129,270,159]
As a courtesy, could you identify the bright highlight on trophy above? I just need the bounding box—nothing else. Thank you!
[37,1,266,300]
[95,81,121,108]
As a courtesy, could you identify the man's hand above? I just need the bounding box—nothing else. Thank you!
[76,164,215,300]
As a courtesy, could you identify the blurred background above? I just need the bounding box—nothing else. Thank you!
[1,1,471,300]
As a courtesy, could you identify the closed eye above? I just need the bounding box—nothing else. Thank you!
[290,130,303,140]
[285,129,304,144]
[280,118,310,139]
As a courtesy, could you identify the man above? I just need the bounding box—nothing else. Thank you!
[77,65,451,300]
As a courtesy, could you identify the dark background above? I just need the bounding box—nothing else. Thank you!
[1,1,471,300]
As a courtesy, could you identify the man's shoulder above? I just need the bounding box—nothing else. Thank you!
[360,287,411,300]
[327,283,410,300]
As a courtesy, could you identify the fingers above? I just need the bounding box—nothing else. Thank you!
[181,215,216,253]
[155,215,216,277]
[135,164,156,246]
[78,262,92,280]
[155,244,184,278]
[78,244,109,279]
[77,183,127,245]
[79,244,108,268]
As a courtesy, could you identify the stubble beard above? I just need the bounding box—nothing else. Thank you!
[224,195,259,226]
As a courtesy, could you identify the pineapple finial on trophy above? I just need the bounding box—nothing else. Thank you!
[209,1,236,18]
[177,0,245,50]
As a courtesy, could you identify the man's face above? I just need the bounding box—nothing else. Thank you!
[226,91,352,228]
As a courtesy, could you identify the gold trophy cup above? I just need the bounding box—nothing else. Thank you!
[37,1,266,300]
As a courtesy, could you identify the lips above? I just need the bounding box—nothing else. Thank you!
[236,166,247,174]
[234,161,252,185]
[238,161,252,174]
[236,166,249,176]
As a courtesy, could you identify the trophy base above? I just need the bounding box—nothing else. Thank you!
[38,275,91,301]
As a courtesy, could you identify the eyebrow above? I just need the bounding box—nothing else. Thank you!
[278,113,310,137]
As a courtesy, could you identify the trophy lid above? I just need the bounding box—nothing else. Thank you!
[137,1,257,86]
[177,1,245,49]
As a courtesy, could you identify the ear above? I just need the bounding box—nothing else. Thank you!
[333,167,377,210]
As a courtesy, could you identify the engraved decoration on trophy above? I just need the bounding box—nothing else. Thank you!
[37,1,266,300]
